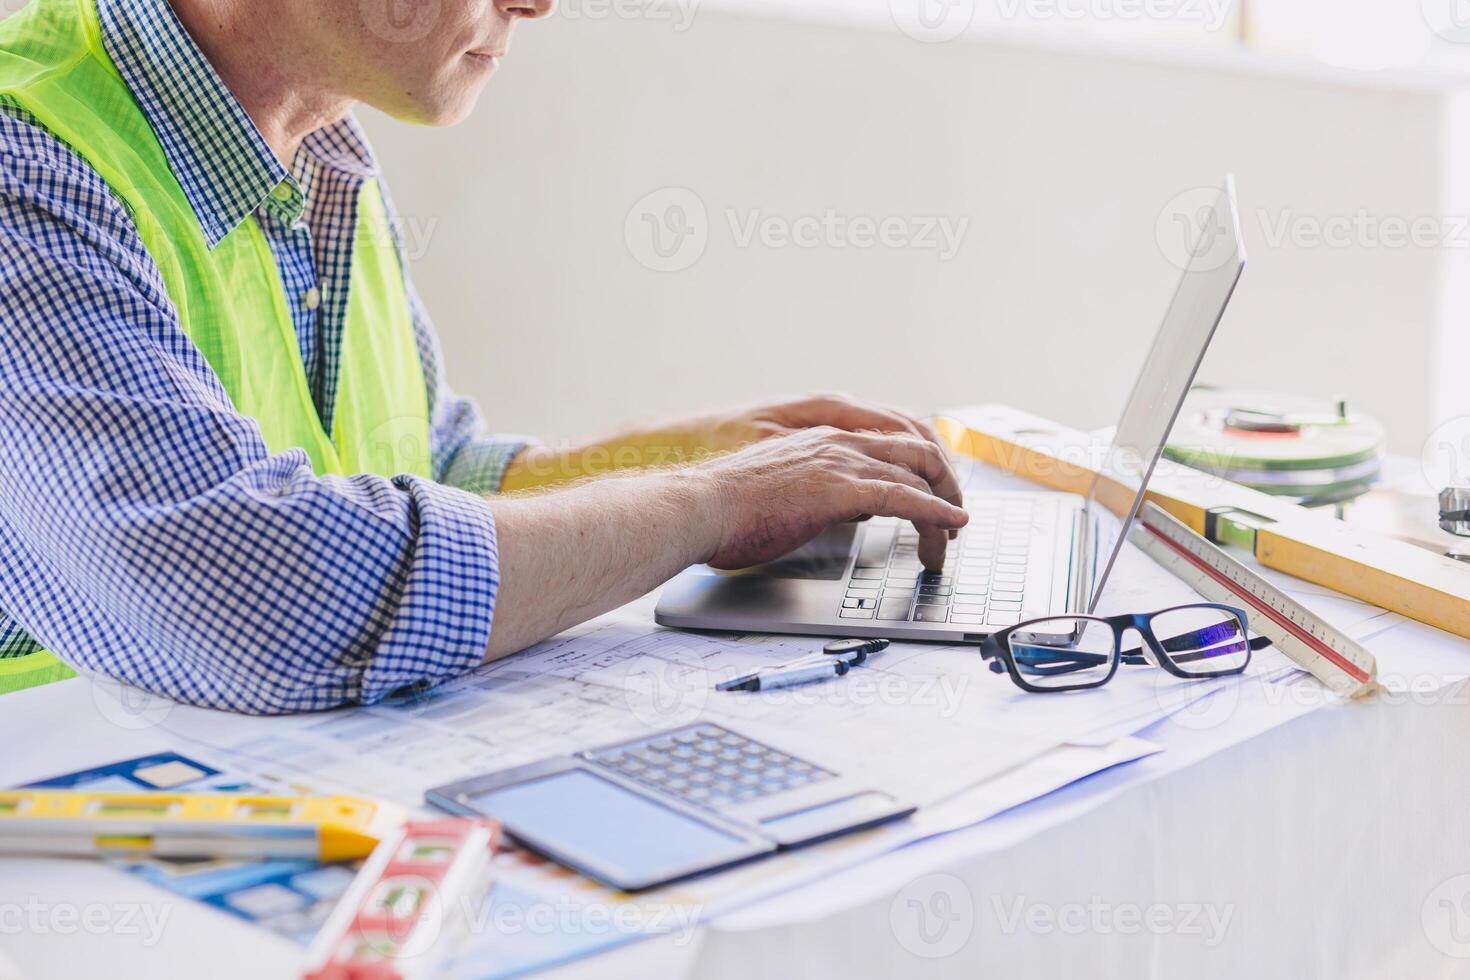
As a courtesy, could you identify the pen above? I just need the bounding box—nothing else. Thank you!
[717,638,890,693]
[0,790,398,862]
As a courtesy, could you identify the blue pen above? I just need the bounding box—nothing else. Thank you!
[716,638,890,693]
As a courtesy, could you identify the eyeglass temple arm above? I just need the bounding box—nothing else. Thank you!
[1119,634,1272,665]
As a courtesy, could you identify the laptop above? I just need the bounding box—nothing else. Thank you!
[656,176,1246,642]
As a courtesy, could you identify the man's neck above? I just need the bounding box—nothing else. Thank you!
[168,0,354,167]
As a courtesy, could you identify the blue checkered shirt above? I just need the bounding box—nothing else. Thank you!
[0,0,524,712]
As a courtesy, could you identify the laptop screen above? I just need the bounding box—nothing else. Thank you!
[1083,177,1246,612]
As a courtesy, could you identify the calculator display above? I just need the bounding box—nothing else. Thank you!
[469,768,753,886]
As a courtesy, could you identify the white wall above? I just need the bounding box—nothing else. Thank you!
[361,8,1465,454]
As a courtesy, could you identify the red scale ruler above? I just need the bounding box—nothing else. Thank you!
[1130,502,1378,699]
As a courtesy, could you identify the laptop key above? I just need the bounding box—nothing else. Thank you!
[876,598,912,620]
[855,525,895,568]
[843,597,878,610]
[840,608,877,619]
[912,605,950,623]
[851,568,885,581]
[950,613,987,625]
[914,593,950,606]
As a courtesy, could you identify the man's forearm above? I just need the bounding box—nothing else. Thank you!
[484,470,719,659]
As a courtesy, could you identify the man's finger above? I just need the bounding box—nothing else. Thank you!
[854,480,968,531]
[788,394,927,442]
[846,432,963,509]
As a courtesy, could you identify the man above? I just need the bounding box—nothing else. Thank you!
[0,0,966,712]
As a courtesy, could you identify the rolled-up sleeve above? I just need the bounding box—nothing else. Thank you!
[0,124,498,714]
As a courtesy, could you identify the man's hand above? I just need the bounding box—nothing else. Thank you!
[499,392,962,497]
[486,425,967,660]
[695,425,966,571]
[699,392,951,460]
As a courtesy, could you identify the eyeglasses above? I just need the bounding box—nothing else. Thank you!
[979,603,1271,693]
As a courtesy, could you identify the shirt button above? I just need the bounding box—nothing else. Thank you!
[271,181,294,202]
[303,287,322,310]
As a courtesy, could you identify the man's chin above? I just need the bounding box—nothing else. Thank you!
[378,79,487,129]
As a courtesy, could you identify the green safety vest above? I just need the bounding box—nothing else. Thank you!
[0,0,434,694]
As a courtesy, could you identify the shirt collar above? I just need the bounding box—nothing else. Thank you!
[96,0,379,248]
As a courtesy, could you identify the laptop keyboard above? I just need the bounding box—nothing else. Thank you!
[838,497,1051,628]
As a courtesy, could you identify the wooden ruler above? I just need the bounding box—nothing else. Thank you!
[1132,502,1378,698]
[937,404,1470,641]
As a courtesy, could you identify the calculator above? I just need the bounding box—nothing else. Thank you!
[426,723,914,892]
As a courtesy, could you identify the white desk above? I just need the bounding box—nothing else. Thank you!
[6,474,1470,979]
[7,659,1470,979]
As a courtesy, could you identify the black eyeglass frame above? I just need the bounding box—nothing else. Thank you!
[978,602,1271,694]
